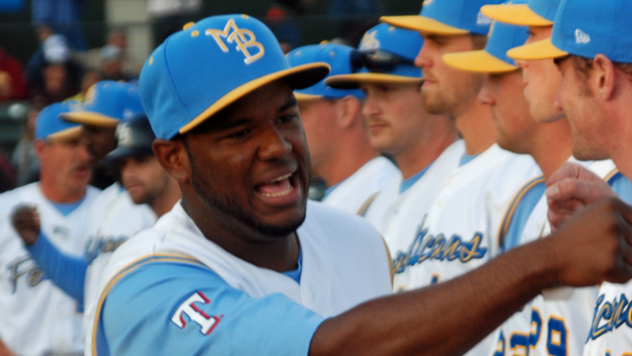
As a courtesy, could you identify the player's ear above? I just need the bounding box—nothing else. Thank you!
[33,139,47,161]
[593,54,615,100]
[152,138,191,183]
[336,96,361,128]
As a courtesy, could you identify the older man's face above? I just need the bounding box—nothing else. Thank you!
[182,81,310,238]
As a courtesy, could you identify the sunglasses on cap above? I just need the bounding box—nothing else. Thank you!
[350,49,416,73]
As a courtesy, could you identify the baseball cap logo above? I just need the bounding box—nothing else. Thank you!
[116,123,134,146]
[360,30,380,51]
[477,12,492,26]
[207,19,265,64]
[575,29,590,44]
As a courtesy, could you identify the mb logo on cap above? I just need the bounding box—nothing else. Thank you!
[208,18,265,64]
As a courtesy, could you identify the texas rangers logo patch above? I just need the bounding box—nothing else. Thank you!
[171,291,221,335]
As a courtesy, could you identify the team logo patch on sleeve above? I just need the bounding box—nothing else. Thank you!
[171,291,221,335]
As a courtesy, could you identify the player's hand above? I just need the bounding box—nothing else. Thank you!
[544,197,632,287]
[11,205,41,246]
[545,162,617,230]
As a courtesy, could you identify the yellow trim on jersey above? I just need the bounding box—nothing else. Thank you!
[497,175,545,250]
[92,253,207,356]
[604,167,619,183]
[355,192,380,217]
[379,234,394,288]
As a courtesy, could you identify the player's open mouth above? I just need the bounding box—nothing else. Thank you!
[255,173,295,198]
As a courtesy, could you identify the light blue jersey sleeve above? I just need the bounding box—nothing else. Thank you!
[26,232,87,306]
[97,259,325,356]
[498,177,546,252]
[608,172,632,204]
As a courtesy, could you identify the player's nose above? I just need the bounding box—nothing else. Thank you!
[258,124,292,161]
[414,42,431,69]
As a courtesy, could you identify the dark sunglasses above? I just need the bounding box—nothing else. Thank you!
[350,49,416,73]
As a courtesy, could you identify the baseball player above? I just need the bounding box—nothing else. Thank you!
[84,14,632,356]
[382,1,543,354]
[510,0,632,355]
[286,43,400,214]
[0,102,100,356]
[325,23,463,285]
[12,113,180,352]
[485,0,632,354]
[443,2,590,354]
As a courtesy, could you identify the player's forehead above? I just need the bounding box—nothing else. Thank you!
[187,81,297,134]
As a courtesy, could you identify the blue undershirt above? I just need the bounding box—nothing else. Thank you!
[499,177,546,252]
[459,153,479,167]
[26,232,87,307]
[51,195,86,216]
[399,164,432,194]
[281,249,302,284]
[609,172,632,204]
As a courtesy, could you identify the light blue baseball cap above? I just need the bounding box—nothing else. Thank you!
[62,81,145,128]
[139,14,330,140]
[35,101,83,141]
[481,0,561,27]
[286,44,365,101]
[507,0,632,62]
[325,23,423,89]
[443,1,530,73]
[381,0,503,36]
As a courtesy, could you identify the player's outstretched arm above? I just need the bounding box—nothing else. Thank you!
[0,338,15,356]
[310,197,632,356]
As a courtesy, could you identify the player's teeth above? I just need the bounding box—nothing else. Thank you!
[268,173,292,183]
[259,185,294,197]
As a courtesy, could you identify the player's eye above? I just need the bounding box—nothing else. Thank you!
[227,129,251,139]
[278,113,298,124]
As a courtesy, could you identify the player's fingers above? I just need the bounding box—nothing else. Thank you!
[546,162,584,187]
[545,178,613,205]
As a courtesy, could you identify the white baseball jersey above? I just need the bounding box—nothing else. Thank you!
[397,143,540,356]
[493,160,617,356]
[321,156,400,214]
[363,140,465,292]
[0,183,99,356]
[86,200,393,355]
[583,162,632,356]
[82,183,156,342]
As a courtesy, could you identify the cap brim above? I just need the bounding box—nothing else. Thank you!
[105,147,154,162]
[61,112,120,128]
[47,126,83,142]
[326,73,423,89]
[506,38,568,60]
[179,62,330,135]
[380,15,469,35]
[294,92,324,103]
[443,50,518,73]
[480,4,553,27]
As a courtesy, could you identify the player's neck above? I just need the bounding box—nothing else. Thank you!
[317,140,377,187]
[394,128,458,180]
[38,177,85,203]
[455,101,496,155]
[150,181,181,218]
[529,119,573,180]
[181,192,300,272]
[604,100,632,180]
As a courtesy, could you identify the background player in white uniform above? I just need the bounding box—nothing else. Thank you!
[326,23,463,287]
[521,0,632,355]
[445,2,592,354]
[286,43,399,213]
[0,102,99,356]
[12,113,180,352]
[383,1,541,354]
[81,14,632,356]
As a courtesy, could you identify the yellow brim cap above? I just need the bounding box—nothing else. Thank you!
[506,38,568,60]
[325,73,424,90]
[47,126,83,142]
[442,50,519,73]
[480,4,553,27]
[179,63,330,134]
[294,92,324,102]
[380,15,469,35]
[61,112,120,128]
